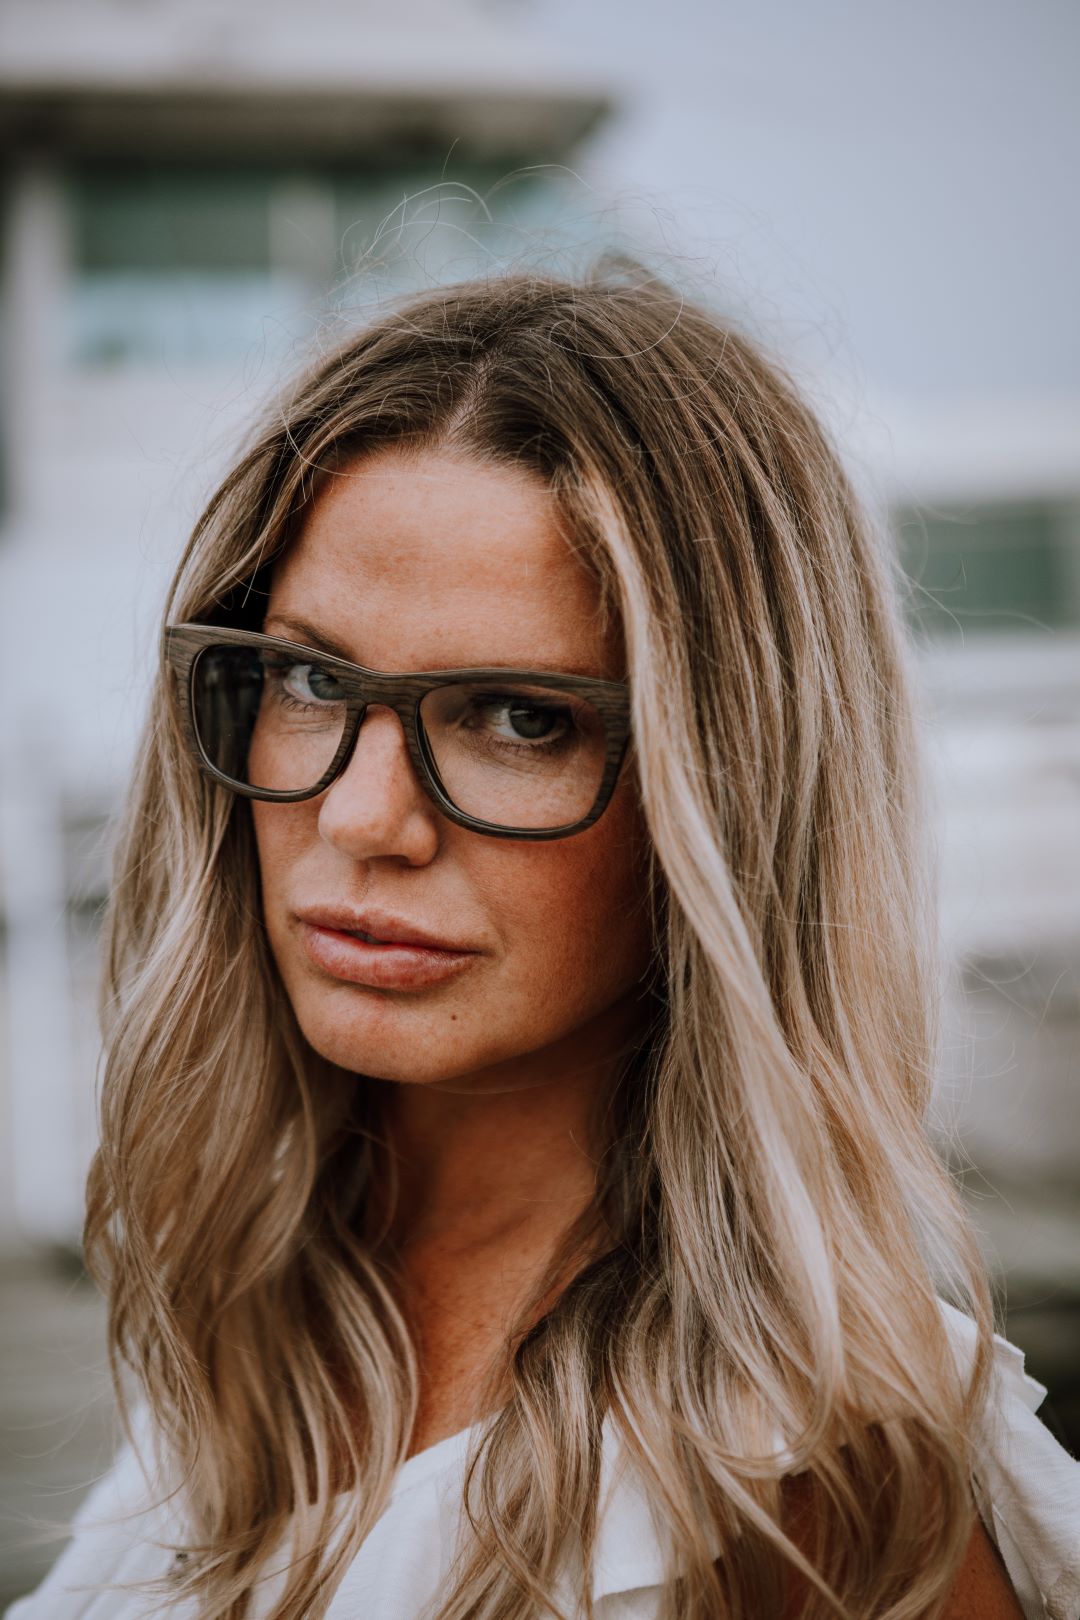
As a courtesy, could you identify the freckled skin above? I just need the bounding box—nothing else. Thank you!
[253,448,656,1446]
[252,446,654,1098]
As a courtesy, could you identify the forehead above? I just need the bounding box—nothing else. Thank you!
[265,447,621,679]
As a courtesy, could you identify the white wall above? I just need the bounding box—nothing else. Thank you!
[521,0,1080,386]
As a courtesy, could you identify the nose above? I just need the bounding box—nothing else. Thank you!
[316,704,441,865]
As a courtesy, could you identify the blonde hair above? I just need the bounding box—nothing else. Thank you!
[86,260,995,1619]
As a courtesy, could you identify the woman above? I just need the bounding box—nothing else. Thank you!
[10,263,1079,1620]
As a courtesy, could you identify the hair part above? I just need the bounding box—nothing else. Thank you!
[87,258,994,1619]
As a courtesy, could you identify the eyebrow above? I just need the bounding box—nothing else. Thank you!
[260,611,613,680]
[262,613,355,660]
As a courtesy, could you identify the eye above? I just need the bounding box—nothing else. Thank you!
[278,661,345,705]
[480,698,568,742]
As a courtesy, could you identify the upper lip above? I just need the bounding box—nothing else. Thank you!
[294,904,475,952]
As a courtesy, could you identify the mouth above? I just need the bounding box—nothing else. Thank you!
[295,914,480,991]
[294,905,471,953]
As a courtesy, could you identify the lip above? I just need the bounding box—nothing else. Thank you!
[295,905,472,951]
[294,905,480,991]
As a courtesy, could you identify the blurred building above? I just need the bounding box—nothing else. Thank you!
[0,0,609,1248]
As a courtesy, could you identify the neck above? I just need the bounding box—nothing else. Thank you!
[376,990,652,1255]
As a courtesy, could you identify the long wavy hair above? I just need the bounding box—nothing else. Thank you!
[85,260,996,1619]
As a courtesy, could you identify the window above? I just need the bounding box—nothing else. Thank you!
[66,160,571,369]
[69,162,301,367]
[892,502,1079,637]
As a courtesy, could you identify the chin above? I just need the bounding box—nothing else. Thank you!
[288,981,503,1086]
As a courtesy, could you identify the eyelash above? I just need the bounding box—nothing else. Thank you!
[456,698,574,753]
[262,657,584,757]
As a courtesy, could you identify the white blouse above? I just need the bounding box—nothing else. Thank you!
[7,1303,1080,1620]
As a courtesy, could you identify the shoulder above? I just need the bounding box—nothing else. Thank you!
[941,1518,1030,1620]
[774,1302,1080,1620]
[777,1471,1026,1620]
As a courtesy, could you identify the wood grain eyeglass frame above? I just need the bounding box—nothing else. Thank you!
[163,623,634,841]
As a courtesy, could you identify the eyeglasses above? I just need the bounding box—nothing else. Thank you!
[163,624,633,841]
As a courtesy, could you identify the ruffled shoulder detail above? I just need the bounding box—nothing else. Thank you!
[937,1300,1080,1620]
[574,1310,1080,1618]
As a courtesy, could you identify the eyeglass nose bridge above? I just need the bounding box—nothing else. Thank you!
[319,681,457,822]
[313,694,444,824]
[324,690,417,784]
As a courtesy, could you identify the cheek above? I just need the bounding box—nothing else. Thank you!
[252,803,317,952]
[488,788,654,1011]
[250,802,310,927]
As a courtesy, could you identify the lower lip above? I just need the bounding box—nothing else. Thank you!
[298,922,479,990]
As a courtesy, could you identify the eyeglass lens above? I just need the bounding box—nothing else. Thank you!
[190,645,610,831]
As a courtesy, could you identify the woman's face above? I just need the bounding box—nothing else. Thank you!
[252,445,654,1090]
